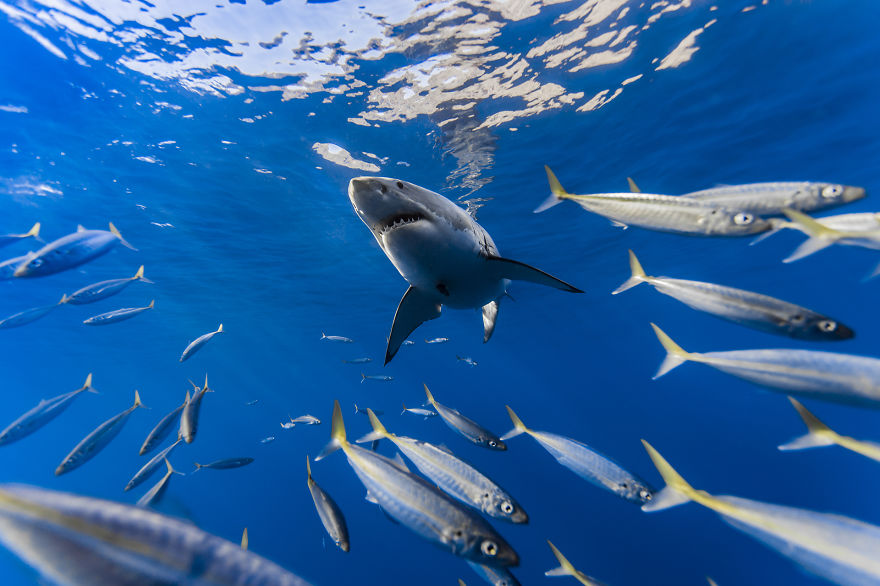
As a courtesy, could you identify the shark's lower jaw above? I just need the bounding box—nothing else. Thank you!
[377,213,424,236]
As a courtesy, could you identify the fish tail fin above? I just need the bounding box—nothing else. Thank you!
[650,323,692,379]
[778,397,836,451]
[545,541,578,578]
[109,222,137,251]
[401,402,407,415]
[147,300,155,309]
[133,390,147,409]
[133,265,154,284]
[241,528,248,550]
[640,440,696,512]
[58,294,70,305]
[26,222,42,242]
[780,209,836,262]
[356,409,389,444]
[534,166,569,213]
[216,324,223,333]
[626,177,640,193]
[82,373,99,394]
[305,455,312,480]
[612,250,649,294]
[321,332,327,340]
[423,383,436,406]
[316,400,346,460]
[749,218,789,246]
[360,373,366,384]
[353,403,361,414]
[500,405,530,441]
[192,462,202,474]
[166,458,184,477]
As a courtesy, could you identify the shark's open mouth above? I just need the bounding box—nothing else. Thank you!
[378,212,424,235]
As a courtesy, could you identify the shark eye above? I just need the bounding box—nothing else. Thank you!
[821,185,843,198]
[481,541,498,556]
[818,320,837,332]
[733,212,754,225]
[396,181,404,189]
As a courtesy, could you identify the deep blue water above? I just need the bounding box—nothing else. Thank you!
[1,1,880,584]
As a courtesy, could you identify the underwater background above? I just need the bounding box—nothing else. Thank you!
[1,0,880,584]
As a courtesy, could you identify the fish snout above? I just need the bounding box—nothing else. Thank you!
[509,508,529,524]
[842,185,867,204]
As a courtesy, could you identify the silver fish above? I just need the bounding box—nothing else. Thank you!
[179,376,211,444]
[321,332,353,343]
[0,294,66,329]
[66,265,152,305]
[652,323,880,408]
[778,397,880,463]
[754,211,880,248]
[614,250,853,341]
[0,222,39,248]
[544,541,607,585]
[468,560,521,586]
[56,391,145,476]
[536,167,770,236]
[774,209,880,268]
[260,436,276,444]
[193,457,254,471]
[426,337,450,344]
[291,415,321,425]
[361,373,393,383]
[125,439,183,492]
[139,390,188,455]
[306,456,350,552]
[457,356,478,367]
[502,406,653,505]
[643,440,880,585]
[343,357,372,364]
[281,421,296,429]
[401,340,415,346]
[137,458,184,508]
[14,223,135,278]
[0,483,313,585]
[316,400,518,567]
[179,323,223,362]
[358,410,527,523]
[354,404,384,416]
[0,253,31,280]
[425,385,506,450]
[0,373,96,446]
[401,403,437,418]
[82,299,154,325]
[681,181,865,216]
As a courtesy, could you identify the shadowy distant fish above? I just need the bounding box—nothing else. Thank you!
[137,458,184,508]
[642,440,880,585]
[467,560,522,586]
[779,397,880,462]
[56,391,145,476]
[354,404,384,416]
[544,540,606,585]
[537,167,770,236]
[678,180,865,216]
[246,399,259,406]
[0,253,31,280]
[291,415,321,425]
[281,421,295,430]
[193,457,254,472]
[401,403,437,418]
[0,483,313,585]
[82,299,154,325]
[306,456,350,552]
[0,294,67,329]
[179,323,223,362]
[614,250,853,341]
[14,223,135,278]
[0,222,39,248]
[126,439,183,492]
[0,373,96,446]
[179,376,212,444]
[652,323,880,408]
[426,337,449,344]
[260,436,275,444]
[316,400,519,567]
[401,340,415,346]
[361,373,393,383]
[457,356,478,367]
[502,406,653,505]
[343,357,372,364]
[66,265,152,305]
[139,390,189,455]
[321,332,353,343]
[425,385,505,450]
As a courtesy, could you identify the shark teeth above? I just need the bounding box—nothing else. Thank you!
[379,213,423,236]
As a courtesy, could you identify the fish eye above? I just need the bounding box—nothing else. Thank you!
[818,320,837,332]
[733,212,754,225]
[396,181,404,189]
[822,185,843,198]
[454,530,463,538]
[500,501,514,514]
[488,440,497,447]
[481,541,498,556]
[640,489,652,500]
[619,482,628,489]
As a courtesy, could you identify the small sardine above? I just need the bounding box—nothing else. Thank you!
[321,332,353,343]
[82,300,154,325]
[425,385,505,450]
[179,376,211,444]
[193,457,254,472]
[291,415,321,425]
[306,456,350,552]
[457,356,478,367]
[402,340,415,346]
[502,406,653,504]
[652,323,880,408]
[778,397,880,462]
[0,373,96,446]
[773,209,880,270]
[0,295,66,329]
[401,403,437,418]
[614,250,853,341]
[544,541,606,585]
[361,373,393,383]
[681,181,865,216]
[125,439,183,492]
[139,391,188,455]
[66,265,152,305]
[426,337,449,344]
[260,436,276,444]
[246,399,259,406]
[179,323,223,362]
[14,223,135,278]
[0,222,39,248]
[137,458,184,507]
[56,391,145,476]
[281,422,296,429]
[343,357,372,364]
[467,560,522,586]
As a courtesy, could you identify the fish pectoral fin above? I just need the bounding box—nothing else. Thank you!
[481,300,499,343]
[385,286,441,365]
[364,491,379,504]
[485,256,582,293]
[778,433,836,451]
[610,219,629,229]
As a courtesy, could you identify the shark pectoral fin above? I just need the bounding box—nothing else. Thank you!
[485,256,583,293]
[385,286,441,365]
[482,300,499,343]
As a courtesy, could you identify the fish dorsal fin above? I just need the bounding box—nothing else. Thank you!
[364,490,379,504]
[390,453,410,473]
[77,224,86,232]
[778,397,837,451]
[626,177,641,193]
[610,219,629,229]
[485,256,582,293]
[385,286,441,365]
[435,444,454,455]
[481,300,499,343]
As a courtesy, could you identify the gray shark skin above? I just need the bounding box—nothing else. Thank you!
[348,177,583,364]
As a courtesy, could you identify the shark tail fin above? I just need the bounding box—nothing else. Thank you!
[651,323,692,379]
[612,250,649,294]
[356,409,389,444]
[626,177,641,193]
[640,440,696,512]
[534,166,570,213]
[501,405,529,441]
[109,222,137,251]
[316,400,345,460]
[778,397,836,451]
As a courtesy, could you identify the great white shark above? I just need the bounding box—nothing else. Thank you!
[348,176,583,364]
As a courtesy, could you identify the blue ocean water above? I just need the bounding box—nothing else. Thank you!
[1,0,879,584]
